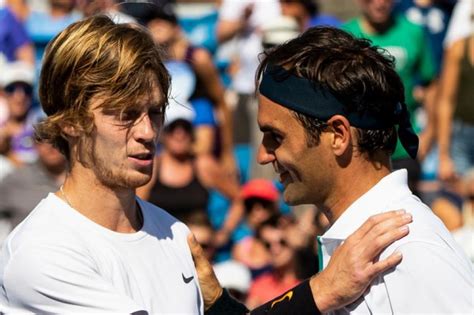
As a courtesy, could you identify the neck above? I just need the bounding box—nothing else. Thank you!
[169,35,188,60]
[274,262,297,280]
[298,14,311,32]
[162,150,192,164]
[11,113,28,124]
[360,16,393,34]
[321,156,391,224]
[50,6,71,18]
[58,164,142,233]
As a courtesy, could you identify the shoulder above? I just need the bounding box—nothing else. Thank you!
[309,14,341,28]
[218,0,248,20]
[137,198,190,235]
[0,7,14,21]
[395,15,424,36]
[341,18,361,33]
[189,47,213,67]
[4,194,85,250]
[1,217,96,301]
[446,37,467,60]
[378,239,473,312]
[381,196,471,266]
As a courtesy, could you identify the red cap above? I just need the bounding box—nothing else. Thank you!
[241,179,279,202]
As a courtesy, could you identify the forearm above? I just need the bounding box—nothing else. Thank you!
[437,99,454,159]
[216,101,234,158]
[220,198,244,234]
[194,126,215,156]
[216,21,245,43]
[421,82,437,144]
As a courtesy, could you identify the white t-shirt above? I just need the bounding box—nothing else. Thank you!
[218,0,281,94]
[444,0,473,48]
[0,193,204,314]
[319,170,473,314]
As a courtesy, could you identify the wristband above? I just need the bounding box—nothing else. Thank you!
[205,289,249,315]
[250,279,321,315]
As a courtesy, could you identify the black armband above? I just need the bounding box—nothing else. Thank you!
[250,278,321,315]
[205,289,249,315]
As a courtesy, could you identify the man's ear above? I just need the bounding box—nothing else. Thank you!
[326,115,352,157]
[60,123,80,138]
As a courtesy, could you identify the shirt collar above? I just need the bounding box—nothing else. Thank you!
[320,169,412,243]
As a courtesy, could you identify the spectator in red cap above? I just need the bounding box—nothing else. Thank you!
[233,179,281,277]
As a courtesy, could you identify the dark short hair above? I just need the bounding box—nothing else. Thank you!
[256,26,403,156]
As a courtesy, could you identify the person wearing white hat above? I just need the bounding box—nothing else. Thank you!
[261,16,300,50]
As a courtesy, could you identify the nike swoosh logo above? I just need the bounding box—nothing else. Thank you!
[182,273,194,284]
[271,290,293,308]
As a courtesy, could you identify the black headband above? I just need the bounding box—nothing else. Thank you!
[258,64,418,159]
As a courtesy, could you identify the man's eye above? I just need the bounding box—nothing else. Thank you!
[263,131,283,146]
[272,133,283,144]
[149,107,165,117]
[122,110,140,121]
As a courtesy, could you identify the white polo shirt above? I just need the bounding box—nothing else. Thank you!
[319,170,473,314]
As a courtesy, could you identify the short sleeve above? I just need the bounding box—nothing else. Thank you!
[192,98,216,126]
[218,0,247,21]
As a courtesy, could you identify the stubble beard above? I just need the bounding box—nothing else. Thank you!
[83,138,152,190]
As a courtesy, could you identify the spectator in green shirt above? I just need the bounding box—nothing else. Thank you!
[342,0,437,196]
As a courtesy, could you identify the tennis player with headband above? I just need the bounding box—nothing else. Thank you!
[191,26,472,315]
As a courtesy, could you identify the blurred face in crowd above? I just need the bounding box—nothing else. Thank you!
[259,225,294,269]
[36,142,67,174]
[147,19,179,47]
[247,199,277,228]
[3,82,33,121]
[162,120,194,158]
[76,0,110,16]
[81,83,164,189]
[358,0,394,25]
[280,0,307,21]
[189,224,215,261]
[50,0,76,11]
[257,95,335,206]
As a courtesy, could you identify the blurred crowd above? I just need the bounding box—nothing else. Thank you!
[0,0,472,308]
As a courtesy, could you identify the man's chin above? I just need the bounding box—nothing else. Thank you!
[130,174,152,189]
[282,189,304,206]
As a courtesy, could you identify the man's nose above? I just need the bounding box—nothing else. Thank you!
[134,114,157,142]
[257,143,275,165]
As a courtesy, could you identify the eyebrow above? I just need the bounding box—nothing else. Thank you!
[259,124,284,135]
[138,100,166,109]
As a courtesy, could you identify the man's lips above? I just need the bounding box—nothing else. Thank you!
[128,152,154,166]
[279,171,291,185]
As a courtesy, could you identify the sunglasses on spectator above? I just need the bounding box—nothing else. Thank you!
[200,242,214,251]
[4,82,33,96]
[262,238,288,250]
